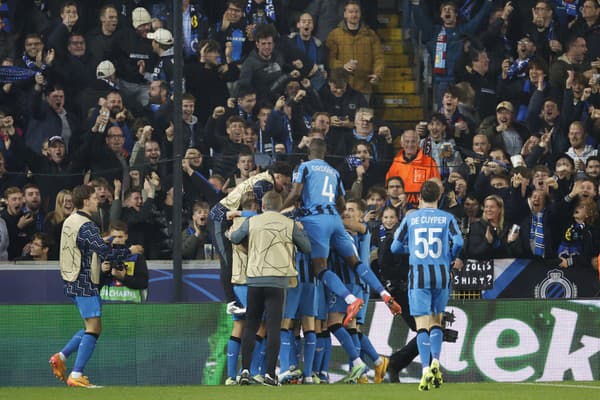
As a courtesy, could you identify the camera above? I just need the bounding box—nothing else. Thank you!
[345,155,363,170]
[110,261,125,271]
[366,204,377,212]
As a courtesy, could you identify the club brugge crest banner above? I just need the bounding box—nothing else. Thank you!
[482,259,600,299]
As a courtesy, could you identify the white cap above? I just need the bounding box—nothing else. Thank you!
[147,28,174,46]
[96,60,115,78]
[132,7,152,29]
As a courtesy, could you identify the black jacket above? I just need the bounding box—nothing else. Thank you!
[10,134,82,210]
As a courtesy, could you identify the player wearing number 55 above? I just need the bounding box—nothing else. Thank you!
[390,180,463,391]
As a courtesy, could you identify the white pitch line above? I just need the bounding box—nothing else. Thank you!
[519,383,600,390]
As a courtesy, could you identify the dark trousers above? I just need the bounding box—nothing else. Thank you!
[208,217,235,303]
[388,282,419,381]
[241,286,285,377]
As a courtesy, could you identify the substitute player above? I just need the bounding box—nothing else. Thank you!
[49,185,143,387]
[390,180,463,391]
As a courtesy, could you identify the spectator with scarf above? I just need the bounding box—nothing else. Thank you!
[244,0,287,35]
[410,0,493,106]
[164,0,212,61]
[214,0,253,66]
[263,87,309,154]
[147,28,175,91]
[524,0,567,61]
[13,33,54,96]
[556,198,599,269]
[511,189,562,259]
[498,54,547,124]
[349,108,394,167]
[288,12,326,90]
[340,140,386,199]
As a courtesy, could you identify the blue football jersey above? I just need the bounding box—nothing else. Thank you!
[295,252,314,283]
[391,208,463,289]
[294,159,345,211]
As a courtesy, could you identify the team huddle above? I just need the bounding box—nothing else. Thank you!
[214,138,463,389]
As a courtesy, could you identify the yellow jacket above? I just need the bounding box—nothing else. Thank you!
[326,22,384,94]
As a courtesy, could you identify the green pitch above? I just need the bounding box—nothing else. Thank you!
[1,382,599,400]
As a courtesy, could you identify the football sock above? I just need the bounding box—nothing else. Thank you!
[313,332,326,373]
[330,323,359,360]
[279,329,292,372]
[416,329,431,370]
[303,331,316,378]
[348,328,361,357]
[348,328,360,367]
[258,336,267,375]
[429,326,444,361]
[352,357,365,368]
[250,335,264,376]
[226,336,241,379]
[319,270,352,300]
[359,332,380,363]
[322,330,332,374]
[61,329,85,358]
[292,335,301,368]
[72,332,98,373]
[355,263,384,293]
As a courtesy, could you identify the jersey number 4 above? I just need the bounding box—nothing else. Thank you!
[414,227,442,259]
[321,176,335,202]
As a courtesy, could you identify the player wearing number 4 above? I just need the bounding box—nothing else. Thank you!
[283,139,401,380]
[391,180,463,391]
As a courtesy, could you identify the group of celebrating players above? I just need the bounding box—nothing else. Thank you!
[214,138,463,390]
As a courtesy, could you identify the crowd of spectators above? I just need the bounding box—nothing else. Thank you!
[0,0,598,273]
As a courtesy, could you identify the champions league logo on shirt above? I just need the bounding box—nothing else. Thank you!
[534,269,578,299]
